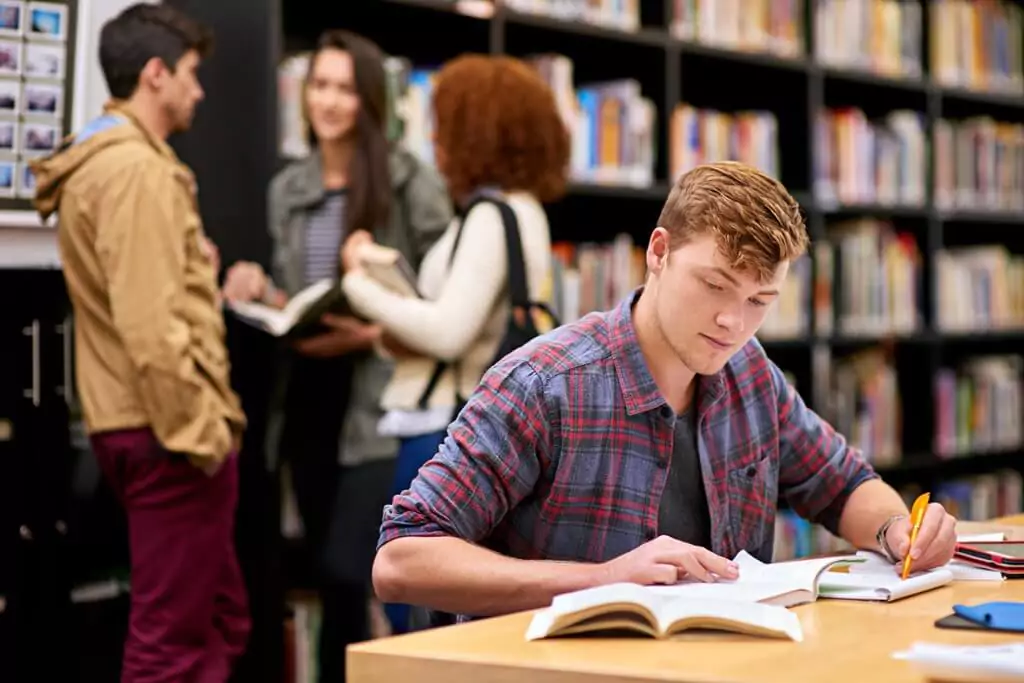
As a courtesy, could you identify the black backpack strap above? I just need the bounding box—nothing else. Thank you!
[416,193,523,411]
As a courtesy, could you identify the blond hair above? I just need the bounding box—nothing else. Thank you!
[658,161,808,282]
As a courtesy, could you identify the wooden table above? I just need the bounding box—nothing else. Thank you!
[350,520,1024,682]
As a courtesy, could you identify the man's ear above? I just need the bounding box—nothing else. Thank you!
[646,227,671,275]
[137,56,168,91]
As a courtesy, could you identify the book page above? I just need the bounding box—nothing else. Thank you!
[227,278,335,337]
[646,551,855,606]
[654,598,804,642]
[525,583,657,640]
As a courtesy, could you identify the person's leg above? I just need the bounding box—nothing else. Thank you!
[201,453,252,682]
[92,429,248,683]
[383,430,448,634]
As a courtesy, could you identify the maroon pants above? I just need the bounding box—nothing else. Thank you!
[90,428,251,683]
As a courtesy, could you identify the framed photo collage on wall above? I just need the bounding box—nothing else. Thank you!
[0,0,77,210]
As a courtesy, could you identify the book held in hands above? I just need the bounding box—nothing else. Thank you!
[226,278,343,338]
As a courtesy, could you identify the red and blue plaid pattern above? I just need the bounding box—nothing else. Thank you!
[379,288,878,567]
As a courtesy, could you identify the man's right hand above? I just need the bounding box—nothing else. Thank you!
[597,535,739,585]
[223,261,269,304]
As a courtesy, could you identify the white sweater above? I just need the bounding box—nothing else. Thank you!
[341,190,553,417]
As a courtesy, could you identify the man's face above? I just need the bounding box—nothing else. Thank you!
[157,50,204,133]
[646,230,788,376]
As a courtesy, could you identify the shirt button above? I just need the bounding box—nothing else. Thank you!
[658,458,668,470]
[746,465,758,478]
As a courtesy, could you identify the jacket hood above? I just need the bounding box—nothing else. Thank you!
[31,104,160,219]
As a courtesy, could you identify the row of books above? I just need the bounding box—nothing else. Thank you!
[820,219,922,337]
[821,347,902,466]
[529,55,657,187]
[814,108,927,209]
[935,246,1024,333]
[934,117,1024,214]
[930,0,1024,95]
[489,0,1023,101]
[934,355,1024,457]
[774,468,1024,560]
[551,230,1024,343]
[815,0,923,79]
[668,105,780,183]
[502,0,639,32]
[670,0,805,58]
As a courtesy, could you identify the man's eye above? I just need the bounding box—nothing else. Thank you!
[705,281,724,291]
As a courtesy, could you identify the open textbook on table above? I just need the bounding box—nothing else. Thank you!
[527,548,959,642]
[525,581,805,642]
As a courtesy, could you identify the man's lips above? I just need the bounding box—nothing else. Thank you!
[700,334,732,350]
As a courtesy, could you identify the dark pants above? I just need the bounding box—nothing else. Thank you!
[90,428,250,683]
[281,353,393,683]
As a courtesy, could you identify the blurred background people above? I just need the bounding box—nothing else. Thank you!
[222,29,450,683]
[338,53,571,634]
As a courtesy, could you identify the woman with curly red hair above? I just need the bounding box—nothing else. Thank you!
[338,53,570,632]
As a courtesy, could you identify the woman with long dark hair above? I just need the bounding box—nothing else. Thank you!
[223,29,451,682]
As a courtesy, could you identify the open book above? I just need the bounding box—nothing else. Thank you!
[646,551,857,607]
[227,278,344,338]
[525,582,804,642]
[356,243,421,298]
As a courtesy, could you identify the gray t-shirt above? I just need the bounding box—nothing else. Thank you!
[657,407,712,548]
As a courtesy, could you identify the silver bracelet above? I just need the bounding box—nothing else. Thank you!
[876,514,907,563]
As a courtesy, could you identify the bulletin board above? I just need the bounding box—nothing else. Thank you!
[0,0,77,210]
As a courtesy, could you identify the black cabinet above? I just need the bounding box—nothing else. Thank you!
[0,267,77,682]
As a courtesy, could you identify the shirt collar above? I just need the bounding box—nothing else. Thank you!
[609,287,726,417]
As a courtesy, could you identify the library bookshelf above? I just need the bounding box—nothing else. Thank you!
[278,0,1023,576]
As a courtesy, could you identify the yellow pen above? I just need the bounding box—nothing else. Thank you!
[902,492,931,580]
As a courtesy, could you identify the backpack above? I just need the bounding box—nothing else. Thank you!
[415,190,559,421]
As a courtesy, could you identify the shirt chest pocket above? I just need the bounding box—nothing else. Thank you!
[722,441,780,556]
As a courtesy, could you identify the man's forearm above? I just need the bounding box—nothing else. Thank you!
[837,478,910,551]
[373,536,603,617]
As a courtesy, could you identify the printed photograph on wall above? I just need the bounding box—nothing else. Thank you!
[0,77,19,114]
[0,1,23,37]
[0,158,16,197]
[27,2,65,41]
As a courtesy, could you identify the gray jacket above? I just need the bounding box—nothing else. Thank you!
[266,145,452,466]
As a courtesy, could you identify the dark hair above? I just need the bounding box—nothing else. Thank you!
[99,3,213,100]
[432,54,569,203]
[305,30,391,235]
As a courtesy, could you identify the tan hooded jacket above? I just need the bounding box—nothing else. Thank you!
[31,102,246,467]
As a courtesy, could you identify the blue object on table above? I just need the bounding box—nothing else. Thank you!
[953,602,1024,632]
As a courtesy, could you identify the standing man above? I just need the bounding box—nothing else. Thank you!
[372,161,959,620]
[31,4,249,682]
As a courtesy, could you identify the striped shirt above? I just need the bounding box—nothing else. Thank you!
[304,189,347,285]
[379,288,878,610]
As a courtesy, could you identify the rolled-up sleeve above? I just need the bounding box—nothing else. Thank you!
[771,361,879,535]
[96,161,233,461]
[378,357,550,548]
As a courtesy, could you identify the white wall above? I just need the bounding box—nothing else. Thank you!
[0,0,156,268]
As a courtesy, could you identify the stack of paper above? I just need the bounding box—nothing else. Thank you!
[893,642,1024,681]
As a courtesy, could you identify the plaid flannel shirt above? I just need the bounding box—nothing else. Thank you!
[379,288,878,573]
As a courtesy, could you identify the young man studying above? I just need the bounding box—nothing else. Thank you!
[372,161,958,619]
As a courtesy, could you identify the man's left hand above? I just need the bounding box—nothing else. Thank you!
[885,503,957,572]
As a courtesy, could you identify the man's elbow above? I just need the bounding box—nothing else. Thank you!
[372,541,408,604]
